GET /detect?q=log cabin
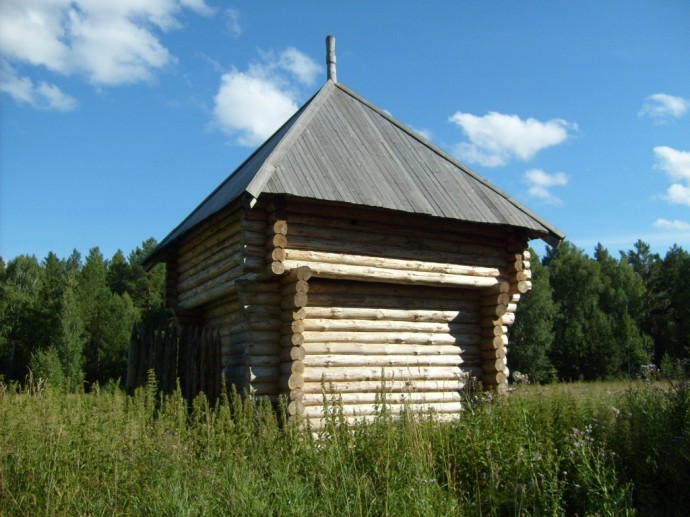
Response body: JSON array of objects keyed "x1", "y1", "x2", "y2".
[{"x1": 141, "y1": 36, "x2": 564, "y2": 427}]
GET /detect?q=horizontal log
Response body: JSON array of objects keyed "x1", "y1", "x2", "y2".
[
  {"x1": 302, "y1": 318, "x2": 479, "y2": 334},
  {"x1": 178, "y1": 265, "x2": 244, "y2": 302},
  {"x1": 480, "y1": 293, "x2": 511, "y2": 306},
  {"x1": 280, "y1": 292, "x2": 308, "y2": 309},
  {"x1": 281, "y1": 280, "x2": 309, "y2": 295},
  {"x1": 271, "y1": 220, "x2": 288, "y2": 236},
  {"x1": 301, "y1": 390, "x2": 461, "y2": 407},
  {"x1": 230, "y1": 330, "x2": 281, "y2": 344},
  {"x1": 224, "y1": 365, "x2": 279, "y2": 378},
  {"x1": 303, "y1": 342, "x2": 476, "y2": 357},
  {"x1": 288, "y1": 399, "x2": 304, "y2": 416},
  {"x1": 307, "y1": 280, "x2": 480, "y2": 301},
  {"x1": 267, "y1": 248, "x2": 287, "y2": 262},
  {"x1": 302, "y1": 365, "x2": 473, "y2": 383},
  {"x1": 283, "y1": 198, "x2": 508, "y2": 242},
  {"x1": 284, "y1": 249, "x2": 501, "y2": 278},
  {"x1": 480, "y1": 334, "x2": 509, "y2": 350},
  {"x1": 178, "y1": 240, "x2": 242, "y2": 280},
  {"x1": 481, "y1": 325, "x2": 508, "y2": 338},
  {"x1": 281, "y1": 266, "x2": 313, "y2": 283},
  {"x1": 224, "y1": 354, "x2": 280, "y2": 367},
  {"x1": 225, "y1": 342, "x2": 281, "y2": 356},
  {"x1": 280, "y1": 361, "x2": 305, "y2": 375},
  {"x1": 300, "y1": 331, "x2": 481, "y2": 346},
  {"x1": 482, "y1": 347, "x2": 506, "y2": 360},
  {"x1": 510, "y1": 280, "x2": 532, "y2": 294},
  {"x1": 302, "y1": 401, "x2": 463, "y2": 419},
  {"x1": 306, "y1": 293, "x2": 476, "y2": 312},
  {"x1": 480, "y1": 313, "x2": 515, "y2": 327},
  {"x1": 279, "y1": 373, "x2": 304, "y2": 391},
  {"x1": 482, "y1": 371, "x2": 508, "y2": 385},
  {"x1": 301, "y1": 378, "x2": 465, "y2": 394},
  {"x1": 286, "y1": 220, "x2": 506, "y2": 261},
  {"x1": 481, "y1": 304, "x2": 507, "y2": 317},
  {"x1": 238, "y1": 291, "x2": 282, "y2": 307},
  {"x1": 281, "y1": 334, "x2": 305, "y2": 347},
  {"x1": 482, "y1": 357, "x2": 506, "y2": 372},
  {"x1": 284, "y1": 307, "x2": 307, "y2": 321},
  {"x1": 280, "y1": 346, "x2": 306, "y2": 362},
  {"x1": 282, "y1": 260, "x2": 504, "y2": 288},
  {"x1": 302, "y1": 354, "x2": 463, "y2": 368},
  {"x1": 270, "y1": 261, "x2": 285, "y2": 275},
  {"x1": 302, "y1": 306, "x2": 479, "y2": 323}
]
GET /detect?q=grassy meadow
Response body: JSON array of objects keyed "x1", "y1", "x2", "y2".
[{"x1": 1, "y1": 378, "x2": 689, "y2": 516}]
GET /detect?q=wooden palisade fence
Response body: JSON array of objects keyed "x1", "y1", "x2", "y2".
[{"x1": 126, "y1": 320, "x2": 222, "y2": 403}]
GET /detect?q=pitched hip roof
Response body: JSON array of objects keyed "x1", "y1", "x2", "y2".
[{"x1": 145, "y1": 80, "x2": 564, "y2": 266}]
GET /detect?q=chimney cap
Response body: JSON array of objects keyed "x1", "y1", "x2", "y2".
[{"x1": 326, "y1": 35, "x2": 336, "y2": 83}]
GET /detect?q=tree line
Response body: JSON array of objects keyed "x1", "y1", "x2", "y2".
[
  {"x1": 0, "y1": 239, "x2": 164, "y2": 388},
  {"x1": 0, "y1": 238, "x2": 688, "y2": 388},
  {"x1": 510, "y1": 240, "x2": 690, "y2": 382}
]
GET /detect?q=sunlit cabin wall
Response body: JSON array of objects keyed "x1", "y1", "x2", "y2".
[{"x1": 263, "y1": 197, "x2": 531, "y2": 428}]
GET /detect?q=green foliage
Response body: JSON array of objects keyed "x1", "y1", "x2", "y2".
[
  {"x1": 8, "y1": 380, "x2": 686, "y2": 516},
  {"x1": 0, "y1": 240, "x2": 164, "y2": 387}
]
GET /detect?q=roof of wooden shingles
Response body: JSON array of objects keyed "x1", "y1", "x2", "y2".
[{"x1": 146, "y1": 80, "x2": 564, "y2": 266}]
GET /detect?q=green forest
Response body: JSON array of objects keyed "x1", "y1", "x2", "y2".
[{"x1": 1, "y1": 238, "x2": 688, "y2": 388}]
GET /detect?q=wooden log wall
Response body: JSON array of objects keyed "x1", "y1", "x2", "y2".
[
  {"x1": 262, "y1": 197, "x2": 532, "y2": 404},
  {"x1": 282, "y1": 278, "x2": 478, "y2": 427},
  {"x1": 173, "y1": 201, "x2": 268, "y2": 311}
]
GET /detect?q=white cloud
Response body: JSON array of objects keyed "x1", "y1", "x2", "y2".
[
  {"x1": 212, "y1": 48, "x2": 319, "y2": 146},
  {"x1": 640, "y1": 93, "x2": 690, "y2": 123},
  {"x1": 0, "y1": 61, "x2": 77, "y2": 111},
  {"x1": 654, "y1": 146, "x2": 690, "y2": 206},
  {"x1": 449, "y1": 111, "x2": 574, "y2": 167},
  {"x1": 654, "y1": 146, "x2": 690, "y2": 181},
  {"x1": 654, "y1": 218, "x2": 690, "y2": 231},
  {"x1": 0, "y1": 0, "x2": 213, "y2": 107},
  {"x1": 225, "y1": 8, "x2": 242, "y2": 37},
  {"x1": 278, "y1": 48, "x2": 320, "y2": 87},
  {"x1": 523, "y1": 168, "x2": 569, "y2": 205}
]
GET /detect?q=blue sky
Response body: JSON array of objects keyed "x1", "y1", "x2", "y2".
[{"x1": 1, "y1": 1, "x2": 689, "y2": 263}]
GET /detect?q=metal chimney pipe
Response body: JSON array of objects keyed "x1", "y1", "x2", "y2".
[{"x1": 326, "y1": 35, "x2": 336, "y2": 83}]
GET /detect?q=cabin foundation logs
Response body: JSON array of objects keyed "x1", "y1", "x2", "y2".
[{"x1": 169, "y1": 197, "x2": 533, "y2": 426}]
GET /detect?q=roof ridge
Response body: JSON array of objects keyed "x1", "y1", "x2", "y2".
[{"x1": 332, "y1": 82, "x2": 564, "y2": 242}]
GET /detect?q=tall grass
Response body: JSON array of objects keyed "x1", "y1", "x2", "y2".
[{"x1": 1, "y1": 378, "x2": 688, "y2": 516}]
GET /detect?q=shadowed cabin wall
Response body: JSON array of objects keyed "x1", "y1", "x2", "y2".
[{"x1": 163, "y1": 196, "x2": 532, "y2": 427}]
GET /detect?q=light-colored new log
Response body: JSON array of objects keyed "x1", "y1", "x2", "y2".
[
  {"x1": 302, "y1": 318, "x2": 479, "y2": 334},
  {"x1": 301, "y1": 378, "x2": 465, "y2": 394},
  {"x1": 302, "y1": 391, "x2": 461, "y2": 407},
  {"x1": 301, "y1": 331, "x2": 481, "y2": 346},
  {"x1": 302, "y1": 354, "x2": 463, "y2": 368},
  {"x1": 302, "y1": 306, "x2": 479, "y2": 323},
  {"x1": 284, "y1": 249, "x2": 501, "y2": 278},
  {"x1": 282, "y1": 260, "x2": 503, "y2": 288},
  {"x1": 303, "y1": 342, "x2": 475, "y2": 357},
  {"x1": 301, "y1": 365, "x2": 471, "y2": 383}
]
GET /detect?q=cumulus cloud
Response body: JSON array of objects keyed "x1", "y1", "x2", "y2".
[
  {"x1": 0, "y1": 61, "x2": 77, "y2": 111},
  {"x1": 523, "y1": 168, "x2": 569, "y2": 205},
  {"x1": 449, "y1": 111, "x2": 575, "y2": 167},
  {"x1": 654, "y1": 146, "x2": 690, "y2": 206},
  {"x1": 640, "y1": 93, "x2": 690, "y2": 124},
  {"x1": 0, "y1": 0, "x2": 213, "y2": 107},
  {"x1": 654, "y1": 218, "x2": 690, "y2": 231},
  {"x1": 212, "y1": 48, "x2": 319, "y2": 146}
]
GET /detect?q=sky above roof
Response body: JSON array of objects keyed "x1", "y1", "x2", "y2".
[{"x1": 1, "y1": 1, "x2": 689, "y2": 262}]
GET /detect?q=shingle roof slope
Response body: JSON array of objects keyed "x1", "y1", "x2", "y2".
[{"x1": 146, "y1": 80, "x2": 564, "y2": 265}]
